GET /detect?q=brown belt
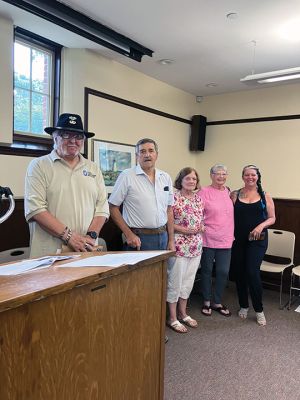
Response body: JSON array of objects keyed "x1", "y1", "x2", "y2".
[{"x1": 131, "y1": 225, "x2": 167, "y2": 235}]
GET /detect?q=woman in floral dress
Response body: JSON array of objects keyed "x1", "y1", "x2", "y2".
[{"x1": 167, "y1": 167, "x2": 204, "y2": 333}]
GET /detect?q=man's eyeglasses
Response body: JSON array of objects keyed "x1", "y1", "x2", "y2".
[{"x1": 59, "y1": 132, "x2": 85, "y2": 140}]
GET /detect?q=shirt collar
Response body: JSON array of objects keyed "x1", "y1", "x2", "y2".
[
  {"x1": 135, "y1": 164, "x2": 163, "y2": 176},
  {"x1": 50, "y1": 150, "x2": 85, "y2": 166}
]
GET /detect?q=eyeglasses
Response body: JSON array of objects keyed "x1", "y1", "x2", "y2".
[
  {"x1": 212, "y1": 172, "x2": 227, "y2": 177},
  {"x1": 59, "y1": 132, "x2": 85, "y2": 140}
]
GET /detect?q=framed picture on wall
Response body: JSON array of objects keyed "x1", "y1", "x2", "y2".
[{"x1": 92, "y1": 139, "x2": 136, "y2": 193}]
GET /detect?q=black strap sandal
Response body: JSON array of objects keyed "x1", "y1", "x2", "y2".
[
  {"x1": 201, "y1": 304, "x2": 212, "y2": 316},
  {"x1": 212, "y1": 305, "x2": 232, "y2": 317}
]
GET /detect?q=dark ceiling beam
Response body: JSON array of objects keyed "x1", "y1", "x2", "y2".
[{"x1": 3, "y1": 0, "x2": 153, "y2": 62}]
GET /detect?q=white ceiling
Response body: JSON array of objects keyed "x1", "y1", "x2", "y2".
[{"x1": 1, "y1": 0, "x2": 300, "y2": 96}]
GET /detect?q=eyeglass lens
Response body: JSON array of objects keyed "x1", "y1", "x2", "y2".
[{"x1": 60, "y1": 133, "x2": 84, "y2": 140}]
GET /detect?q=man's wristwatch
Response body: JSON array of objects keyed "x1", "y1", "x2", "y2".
[{"x1": 86, "y1": 231, "x2": 98, "y2": 240}]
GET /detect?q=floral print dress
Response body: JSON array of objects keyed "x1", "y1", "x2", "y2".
[{"x1": 173, "y1": 189, "x2": 204, "y2": 258}]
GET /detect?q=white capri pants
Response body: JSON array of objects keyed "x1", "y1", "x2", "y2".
[{"x1": 167, "y1": 255, "x2": 201, "y2": 303}]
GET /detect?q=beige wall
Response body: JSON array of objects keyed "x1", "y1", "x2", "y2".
[
  {"x1": 199, "y1": 83, "x2": 300, "y2": 120},
  {"x1": 88, "y1": 91, "x2": 192, "y2": 180},
  {"x1": 195, "y1": 85, "x2": 300, "y2": 199},
  {"x1": 61, "y1": 49, "x2": 199, "y2": 179},
  {"x1": 1, "y1": 17, "x2": 300, "y2": 200}
]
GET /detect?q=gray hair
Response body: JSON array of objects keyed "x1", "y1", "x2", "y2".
[
  {"x1": 135, "y1": 138, "x2": 158, "y2": 154},
  {"x1": 52, "y1": 130, "x2": 59, "y2": 150},
  {"x1": 210, "y1": 164, "x2": 228, "y2": 175}
]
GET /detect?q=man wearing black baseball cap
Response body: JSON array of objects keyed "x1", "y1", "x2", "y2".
[{"x1": 25, "y1": 113, "x2": 109, "y2": 257}]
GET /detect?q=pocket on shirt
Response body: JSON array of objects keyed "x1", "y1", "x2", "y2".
[{"x1": 159, "y1": 189, "x2": 170, "y2": 208}]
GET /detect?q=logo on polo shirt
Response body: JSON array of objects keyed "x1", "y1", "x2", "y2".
[{"x1": 83, "y1": 169, "x2": 96, "y2": 178}]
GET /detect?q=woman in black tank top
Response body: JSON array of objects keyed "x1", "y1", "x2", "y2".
[{"x1": 230, "y1": 165, "x2": 276, "y2": 326}]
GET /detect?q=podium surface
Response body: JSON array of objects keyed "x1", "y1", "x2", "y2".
[{"x1": 0, "y1": 251, "x2": 173, "y2": 400}]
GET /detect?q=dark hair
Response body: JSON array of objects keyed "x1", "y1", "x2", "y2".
[
  {"x1": 242, "y1": 164, "x2": 267, "y2": 213},
  {"x1": 135, "y1": 138, "x2": 158, "y2": 154},
  {"x1": 174, "y1": 167, "x2": 200, "y2": 190}
]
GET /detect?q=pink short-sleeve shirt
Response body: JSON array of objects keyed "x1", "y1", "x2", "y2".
[{"x1": 198, "y1": 186, "x2": 234, "y2": 249}]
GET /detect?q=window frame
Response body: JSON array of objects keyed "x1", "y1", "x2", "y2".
[
  {"x1": 14, "y1": 37, "x2": 54, "y2": 138},
  {"x1": 0, "y1": 27, "x2": 62, "y2": 157}
]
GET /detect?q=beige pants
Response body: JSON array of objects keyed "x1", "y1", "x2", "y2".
[{"x1": 167, "y1": 255, "x2": 201, "y2": 303}]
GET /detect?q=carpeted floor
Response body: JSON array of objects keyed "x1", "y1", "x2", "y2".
[{"x1": 164, "y1": 282, "x2": 300, "y2": 400}]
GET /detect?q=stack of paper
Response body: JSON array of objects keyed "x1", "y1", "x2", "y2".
[
  {"x1": 59, "y1": 251, "x2": 165, "y2": 268},
  {"x1": 0, "y1": 255, "x2": 80, "y2": 276}
]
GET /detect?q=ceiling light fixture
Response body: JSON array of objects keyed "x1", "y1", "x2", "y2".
[
  {"x1": 3, "y1": 0, "x2": 153, "y2": 62},
  {"x1": 241, "y1": 40, "x2": 300, "y2": 85},
  {"x1": 241, "y1": 67, "x2": 300, "y2": 85}
]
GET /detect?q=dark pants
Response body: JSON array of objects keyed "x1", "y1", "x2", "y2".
[
  {"x1": 123, "y1": 231, "x2": 168, "y2": 251},
  {"x1": 201, "y1": 248, "x2": 232, "y2": 304},
  {"x1": 231, "y1": 238, "x2": 267, "y2": 312}
]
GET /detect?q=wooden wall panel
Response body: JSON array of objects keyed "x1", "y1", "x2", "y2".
[
  {"x1": 1, "y1": 198, "x2": 299, "y2": 265},
  {"x1": 0, "y1": 199, "x2": 122, "y2": 253},
  {"x1": 0, "y1": 198, "x2": 29, "y2": 251},
  {"x1": 273, "y1": 198, "x2": 300, "y2": 266}
]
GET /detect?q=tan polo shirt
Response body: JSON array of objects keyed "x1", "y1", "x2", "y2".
[{"x1": 25, "y1": 150, "x2": 109, "y2": 257}]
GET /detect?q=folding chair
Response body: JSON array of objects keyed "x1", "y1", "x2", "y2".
[
  {"x1": 288, "y1": 265, "x2": 300, "y2": 309},
  {"x1": 0, "y1": 247, "x2": 30, "y2": 264},
  {"x1": 260, "y1": 229, "x2": 295, "y2": 308}
]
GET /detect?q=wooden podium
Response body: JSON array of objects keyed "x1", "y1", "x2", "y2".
[{"x1": 0, "y1": 251, "x2": 173, "y2": 400}]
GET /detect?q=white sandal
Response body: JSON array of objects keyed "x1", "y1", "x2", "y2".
[
  {"x1": 256, "y1": 312, "x2": 266, "y2": 326},
  {"x1": 179, "y1": 315, "x2": 198, "y2": 328},
  {"x1": 238, "y1": 308, "x2": 249, "y2": 319},
  {"x1": 167, "y1": 320, "x2": 188, "y2": 333}
]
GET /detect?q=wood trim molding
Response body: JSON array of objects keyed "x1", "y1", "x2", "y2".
[
  {"x1": 207, "y1": 114, "x2": 300, "y2": 126},
  {"x1": 84, "y1": 87, "x2": 192, "y2": 127}
]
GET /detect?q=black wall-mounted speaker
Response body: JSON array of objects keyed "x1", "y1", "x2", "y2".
[{"x1": 189, "y1": 115, "x2": 207, "y2": 151}]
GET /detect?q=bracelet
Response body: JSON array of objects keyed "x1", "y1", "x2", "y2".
[
  {"x1": 59, "y1": 226, "x2": 68, "y2": 239},
  {"x1": 64, "y1": 229, "x2": 73, "y2": 245}
]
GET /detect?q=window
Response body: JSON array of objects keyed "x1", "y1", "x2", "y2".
[
  {"x1": 0, "y1": 27, "x2": 62, "y2": 157},
  {"x1": 14, "y1": 39, "x2": 52, "y2": 136}
]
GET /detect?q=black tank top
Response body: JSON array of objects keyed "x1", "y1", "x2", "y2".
[{"x1": 234, "y1": 196, "x2": 266, "y2": 240}]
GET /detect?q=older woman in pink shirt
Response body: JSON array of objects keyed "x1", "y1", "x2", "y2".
[{"x1": 198, "y1": 164, "x2": 234, "y2": 317}]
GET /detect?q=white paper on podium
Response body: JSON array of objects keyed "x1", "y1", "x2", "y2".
[
  {"x1": 58, "y1": 251, "x2": 166, "y2": 268},
  {"x1": 0, "y1": 255, "x2": 80, "y2": 276}
]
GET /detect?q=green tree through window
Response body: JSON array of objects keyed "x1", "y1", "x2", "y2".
[
  {"x1": 14, "y1": 40, "x2": 52, "y2": 136},
  {"x1": 0, "y1": 28, "x2": 62, "y2": 157}
]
